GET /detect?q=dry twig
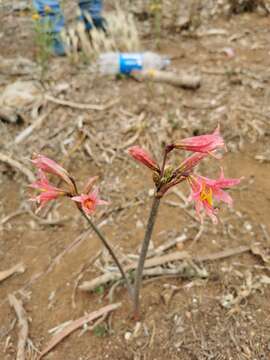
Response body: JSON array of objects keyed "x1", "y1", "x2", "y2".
[
  {"x1": 0, "y1": 153, "x2": 35, "y2": 182},
  {"x1": 45, "y1": 95, "x2": 120, "y2": 111},
  {"x1": 14, "y1": 108, "x2": 52, "y2": 144},
  {"x1": 79, "y1": 246, "x2": 250, "y2": 291},
  {"x1": 8, "y1": 294, "x2": 29, "y2": 360},
  {"x1": 0, "y1": 263, "x2": 25, "y2": 283},
  {"x1": 196, "y1": 245, "x2": 250, "y2": 262},
  {"x1": 132, "y1": 70, "x2": 201, "y2": 89},
  {"x1": 0, "y1": 210, "x2": 27, "y2": 226},
  {"x1": 147, "y1": 234, "x2": 188, "y2": 257},
  {"x1": 38, "y1": 303, "x2": 121, "y2": 359}
]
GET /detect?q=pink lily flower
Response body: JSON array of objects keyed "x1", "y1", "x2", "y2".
[
  {"x1": 172, "y1": 126, "x2": 225, "y2": 154},
  {"x1": 72, "y1": 188, "x2": 108, "y2": 215},
  {"x1": 128, "y1": 146, "x2": 160, "y2": 172},
  {"x1": 188, "y1": 169, "x2": 242, "y2": 223},
  {"x1": 157, "y1": 153, "x2": 209, "y2": 197},
  {"x1": 174, "y1": 152, "x2": 208, "y2": 176},
  {"x1": 32, "y1": 154, "x2": 75, "y2": 193},
  {"x1": 29, "y1": 170, "x2": 66, "y2": 212}
]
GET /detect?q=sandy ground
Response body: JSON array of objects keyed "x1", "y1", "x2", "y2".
[{"x1": 1, "y1": 2, "x2": 270, "y2": 359}]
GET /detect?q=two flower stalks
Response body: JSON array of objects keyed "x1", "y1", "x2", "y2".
[{"x1": 29, "y1": 127, "x2": 242, "y2": 319}]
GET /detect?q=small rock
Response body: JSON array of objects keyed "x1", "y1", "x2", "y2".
[
  {"x1": 136, "y1": 220, "x2": 143, "y2": 229},
  {"x1": 148, "y1": 188, "x2": 155, "y2": 197},
  {"x1": 222, "y1": 47, "x2": 235, "y2": 58},
  {"x1": 0, "y1": 80, "x2": 42, "y2": 109},
  {"x1": 12, "y1": 1, "x2": 30, "y2": 11},
  {"x1": 124, "y1": 331, "x2": 132, "y2": 341},
  {"x1": 220, "y1": 293, "x2": 234, "y2": 309},
  {"x1": 244, "y1": 221, "x2": 252, "y2": 231}
]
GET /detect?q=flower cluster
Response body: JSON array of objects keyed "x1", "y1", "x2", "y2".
[
  {"x1": 29, "y1": 154, "x2": 107, "y2": 215},
  {"x1": 128, "y1": 127, "x2": 242, "y2": 223},
  {"x1": 29, "y1": 169, "x2": 67, "y2": 211},
  {"x1": 29, "y1": 126, "x2": 241, "y2": 223}
]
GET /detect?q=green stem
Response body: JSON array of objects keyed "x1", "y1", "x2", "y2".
[
  {"x1": 133, "y1": 196, "x2": 160, "y2": 319},
  {"x1": 77, "y1": 206, "x2": 133, "y2": 300}
]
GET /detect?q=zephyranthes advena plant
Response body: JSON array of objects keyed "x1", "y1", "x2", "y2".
[
  {"x1": 29, "y1": 127, "x2": 242, "y2": 319},
  {"x1": 29, "y1": 154, "x2": 133, "y2": 298}
]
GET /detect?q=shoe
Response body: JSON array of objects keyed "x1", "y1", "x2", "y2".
[{"x1": 78, "y1": 0, "x2": 106, "y2": 31}]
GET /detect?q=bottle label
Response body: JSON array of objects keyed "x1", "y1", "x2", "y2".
[{"x1": 119, "y1": 53, "x2": 143, "y2": 74}]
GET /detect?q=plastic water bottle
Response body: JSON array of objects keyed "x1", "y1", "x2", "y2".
[{"x1": 98, "y1": 52, "x2": 170, "y2": 75}]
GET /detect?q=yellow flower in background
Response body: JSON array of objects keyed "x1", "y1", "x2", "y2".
[
  {"x1": 44, "y1": 5, "x2": 52, "y2": 13},
  {"x1": 32, "y1": 13, "x2": 40, "y2": 21},
  {"x1": 149, "y1": 1, "x2": 162, "y2": 13},
  {"x1": 147, "y1": 69, "x2": 157, "y2": 78}
]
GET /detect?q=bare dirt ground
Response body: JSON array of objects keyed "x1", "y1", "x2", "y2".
[{"x1": 1, "y1": 1, "x2": 270, "y2": 359}]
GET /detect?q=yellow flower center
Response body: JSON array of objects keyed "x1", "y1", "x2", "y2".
[
  {"x1": 84, "y1": 198, "x2": 94, "y2": 210},
  {"x1": 200, "y1": 182, "x2": 213, "y2": 206}
]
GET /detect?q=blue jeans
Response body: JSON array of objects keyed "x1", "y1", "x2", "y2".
[{"x1": 32, "y1": 0, "x2": 103, "y2": 33}]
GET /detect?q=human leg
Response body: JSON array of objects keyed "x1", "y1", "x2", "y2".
[{"x1": 78, "y1": 0, "x2": 105, "y2": 30}]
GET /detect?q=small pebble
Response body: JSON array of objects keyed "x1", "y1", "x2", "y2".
[
  {"x1": 124, "y1": 331, "x2": 132, "y2": 341},
  {"x1": 136, "y1": 220, "x2": 143, "y2": 229},
  {"x1": 148, "y1": 188, "x2": 155, "y2": 197}
]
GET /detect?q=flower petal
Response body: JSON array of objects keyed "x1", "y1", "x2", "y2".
[
  {"x1": 32, "y1": 154, "x2": 75, "y2": 193},
  {"x1": 187, "y1": 171, "x2": 241, "y2": 223},
  {"x1": 128, "y1": 146, "x2": 160, "y2": 172},
  {"x1": 173, "y1": 126, "x2": 225, "y2": 154},
  {"x1": 71, "y1": 189, "x2": 107, "y2": 215},
  {"x1": 174, "y1": 153, "x2": 207, "y2": 176}
]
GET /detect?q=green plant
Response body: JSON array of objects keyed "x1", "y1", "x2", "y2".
[
  {"x1": 94, "y1": 285, "x2": 105, "y2": 296},
  {"x1": 93, "y1": 324, "x2": 107, "y2": 337},
  {"x1": 32, "y1": 12, "x2": 54, "y2": 78}
]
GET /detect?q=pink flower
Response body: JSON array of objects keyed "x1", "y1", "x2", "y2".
[
  {"x1": 128, "y1": 146, "x2": 160, "y2": 172},
  {"x1": 72, "y1": 188, "x2": 108, "y2": 215},
  {"x1": 32, "y1": 154, "x2": 75, "y2": 192},
  {"x1": 174, "y1": 152, "x2": 208, "y2": 176},
  {"x1": 173, "y1": 127, "x2": 225, "y2": 154},
  {"x1": 188, "y1": 169, "x2": 242, "y2": 223},
  {"x1": 222, "y1": 47, "x2": 235, "y2": 58},
  {"x1": 29, "y1": 170, "x2": 66, "y2": 212}
]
